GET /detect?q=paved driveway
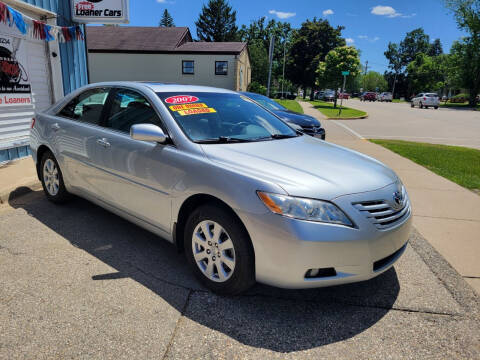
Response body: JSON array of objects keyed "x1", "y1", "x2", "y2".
[
  {"x1": 335, "y1": 99, "x2": 480, "y2": 149},
  {"x1": 1, "y1": 191, "x2": 479, "y2": 359}
]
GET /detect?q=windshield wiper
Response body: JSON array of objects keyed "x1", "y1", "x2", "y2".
[
  {"x1": 254, "y1": 134, "x2": 298, "y2": 141},
  {"x1": 196, "y1": 136, "x2": 252, "y2": 144}
]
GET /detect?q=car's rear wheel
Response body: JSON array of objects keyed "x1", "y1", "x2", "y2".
[
  {"x1": 434, "y1": 106, "x2": 438, "y2": 109},
  {"x1": 411, "y1": 102, "x2": 414, "y2": 108},
  {"x1": 420, "y1": 102, "x2": 423, "y2": 109},
  {"x1": 40, "y1": 151, "x2": 71, "y2": 203},
  {"x1": 184, "y1": 204, "x2": 255, "y2": 295}
]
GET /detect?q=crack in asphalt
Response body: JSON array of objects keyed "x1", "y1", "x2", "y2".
[
  {"x1": 0, "y1": 244, "x2": 24, "y2": 256},
  {"x1": 162, "y1": 289, "x2": 192, "y2": 360}
]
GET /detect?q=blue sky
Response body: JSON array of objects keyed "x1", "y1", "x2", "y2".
[{"x1": 128, "y1": 0, "x2": 466, "y2": 73}]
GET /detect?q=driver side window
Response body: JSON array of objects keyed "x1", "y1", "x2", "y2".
[{"x1": 105, "y1": 89, "x2": 163, "y2": 133}]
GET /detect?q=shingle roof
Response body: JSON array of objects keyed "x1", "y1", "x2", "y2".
[
  {"x1": 86, "y1": 26, "x2": 191, "y2": 52},
  {"x1": 86, "y1": 26, "x2": 247, "y2": 54}
]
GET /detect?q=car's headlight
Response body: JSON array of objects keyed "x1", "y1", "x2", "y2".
[{"x1": 257, "y1": 191, "x2": 353, "y2": 226}]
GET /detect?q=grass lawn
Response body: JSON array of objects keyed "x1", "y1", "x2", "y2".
[
  {"x1": 308, "y1": 100, "x2": 367, "y2": 119},
  {"x1": 392, "y1": 99, "x2": 408, "y2": 103},
  {"x1": 274, "y1": 99, "x2": 304, "y2": 114},
  {"x1": 370, "y1": 139, "x2": 480, "y2": 192},
  {"x1": 439, "y1": 102, "x2": 479, "y2": 110}
]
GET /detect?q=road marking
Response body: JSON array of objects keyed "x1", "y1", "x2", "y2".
[{"x1": 330, "y1": 120, "x2": 365, "y2": 139}]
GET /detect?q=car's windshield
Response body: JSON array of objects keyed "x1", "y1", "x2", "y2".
[
  {"x1": 426, "y1": 93, "x2": 438, "y2": 97},
  {"x1": 158, "y1": 92, "x2": 297, "y2": 143},
  {"x1": 242, "y1": 92, "x2": 287, "y2": 112}
]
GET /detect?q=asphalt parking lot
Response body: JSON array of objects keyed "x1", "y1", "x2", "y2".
[
  {"x1": 1, "y1": 190, "x2": 479, "y2": 359},
  {"x1": 336, "y1": 100, "x2": 480, "y2": 148}
]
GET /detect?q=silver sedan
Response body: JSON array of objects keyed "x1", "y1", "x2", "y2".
[{"x1": 30, "y1": 82, "x2": 411, "y2": 294}]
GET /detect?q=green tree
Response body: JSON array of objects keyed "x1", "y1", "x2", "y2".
[
  {"x1": 159, "y1": 9, "x2": 175, "y2": 27},
  {"x1": 428, "y1": 38, "x2": 443, "y2": 56},
  {"x1": 246, "y1": 39, "x2": 268, "y2": 85},
  {"x1": 286, "y1": 18, "x2": 345, "y2": 99},
  {"x1": 360, "y1": 71, "x2": 388, "y2": 92},
  {"x1": 238, "y1": 17, "x2": 292, "y2": 87},
  {"x1": 316, "y1": 46, "x2": 361, "y2": 107},
  {"x1": 399, "y1": 28, "x2": 431, "y2": 65},
  {"x1": 195, "y1": 0, "x2": 238, "y2": 42},
  {"x1": 406, "y1": 54, "x2": 447, "y2": 94},
  {"x1": 444, "y1": 0, "x2": 480, "y2": 105}
]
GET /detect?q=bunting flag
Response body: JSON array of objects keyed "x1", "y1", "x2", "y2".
[{"x1": 0, "y1": 1, "x2": 84, "y2": 43}]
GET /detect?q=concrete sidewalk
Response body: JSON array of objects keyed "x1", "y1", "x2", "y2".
[
  {"x1": 300, "y1": 101, "x2": 480, "y2": 294},
  {"x1": 0, "y1": 157, "x2": 40, "y2": 204}
]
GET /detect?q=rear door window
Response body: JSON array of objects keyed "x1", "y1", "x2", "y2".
[{"x1": 58, "y1": 88, "x2": 110, "y2": 125}]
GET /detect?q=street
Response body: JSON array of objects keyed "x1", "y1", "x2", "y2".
[
  {"x1": 1, "y1": 189, "x2": 479, "y2": 359},
  {"x1": 335, "y1": 99, "x2": 480, "y2": 148}
]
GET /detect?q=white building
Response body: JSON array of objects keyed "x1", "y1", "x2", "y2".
[{"x1": 87, "y1": 26, "x2": 251, "y2": 91}]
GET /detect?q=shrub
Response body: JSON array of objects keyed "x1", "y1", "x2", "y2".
[{"x1": 247, "y1": 81, "x2": 267, "y2": 95}]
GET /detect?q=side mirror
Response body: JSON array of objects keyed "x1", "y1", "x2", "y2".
[{"x1": 130, "y1": 124, "x2": 168, "y2": 144}]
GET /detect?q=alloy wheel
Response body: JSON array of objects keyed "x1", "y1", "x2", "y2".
[
  {"x1": 192, "y1": 220, "x2": 236, "y2": 282},
  {"x1": 43, "y1": 159, "x2": 60, "y2": 196}
]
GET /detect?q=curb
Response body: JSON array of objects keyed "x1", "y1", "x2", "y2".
[
  {"x1": 0, "y1": 180, "x2": 42, "y2": 204},
  {"x1": 326, "y1": 113, "x2": 369, "y2": 120}
]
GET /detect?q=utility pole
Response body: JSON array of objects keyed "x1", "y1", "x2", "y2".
[
  {"x1": 266, "y1": 36, "x2": 275, "y2": 98},
  {"x1": 281, "y1": 39, "x2": 286, "y2": 99},
  {"x1": 391, "y1": 72, "x2": 398, "y2": 100},
  {"x1": 362, "y1": 60, "x2": 368, "y2": 91}
]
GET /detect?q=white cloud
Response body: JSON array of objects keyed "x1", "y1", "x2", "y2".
[
  {"x1": 268, "y1": 10, "x2": 296, "y2": 19},
  {"x1": 156, "y1": 0, "x2": 167, "y2": 3},
  {"x1": 323, "y1": 9, "x2": 334, "y2": 16},
  {"x1": 357, "y1": 35, "x2": 380, "y2": 42},
  {"x1": 371, "y1": 5, "x2": 415, "y2": 18},
  {"x1": 345, "y1": 38, "x2": 355, "y2": 44}
]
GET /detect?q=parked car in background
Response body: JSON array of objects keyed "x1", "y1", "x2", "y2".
[
  {"x1": 31, "y1": 81, "x2": 410, "y2": 295},
  {"x1": 338, "y1": 93, "x2": 350, "y2": 99},
  {"x1": 315, "y1": 91, "x2": 325, "y2": 100},
  {"x1": 411, "y1": 93, "x2": 439, "y2": 109},
  {"x1": 377, "y1": 92, "x2": 393, "y2": 102},
  {"x1": 241, "y1": 92, "x2": 325, "y2": 139},
  {"x1": 360, "y1": 92, "x2": 377, "y2": 102},
  {"x1": 323, "y1": 91, "x2": 336, "y2": 102}
]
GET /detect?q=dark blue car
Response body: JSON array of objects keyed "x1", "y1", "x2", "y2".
[{"x1": 240, "y1": 92, "x2": 326, "y2": 139}]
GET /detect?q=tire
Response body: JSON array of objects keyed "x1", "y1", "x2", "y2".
[
  {"x1": 411, "y1": 102, "x2": 414, "y2": 108},
  {"x1": 420, "y1": 102, "x2": 423, "y2": 109},
  {"x1": 40, "y1": 151, "x2": 71, "y2": 203},
  {"x1": 434, "y1": 106, "x2": 438, "y2": 109},
  {"x1": 184, "y1": 204, "x2": 255, "y2": 295}
]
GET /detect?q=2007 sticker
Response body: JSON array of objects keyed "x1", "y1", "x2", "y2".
[
  {"x1": 164, "y1": 95, "x2": 199, "y2": 104},
  {"x1": 177, "y1": 107, "x2": 217, "y2": 116}
]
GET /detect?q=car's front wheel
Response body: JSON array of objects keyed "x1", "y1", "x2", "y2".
[
  {"x1": 184, "y1": 204, "x2": 255, "y2": 295},
  {"x1": 40, "y1": 151, "x2": 71, "y2": 203}
]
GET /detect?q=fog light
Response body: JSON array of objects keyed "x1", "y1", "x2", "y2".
[{"x1": 305, "y1": 267, "x2": 337, "y2": 279}]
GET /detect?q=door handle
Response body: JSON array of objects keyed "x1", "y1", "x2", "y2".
[
  {"x1": 51, "y1": 123, "x2": 60, "y2": 131},
  {"x1": 96, "y1": 138, "x2": 111, "y2": 148}
]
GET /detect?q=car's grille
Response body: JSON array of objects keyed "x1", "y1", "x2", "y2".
[
  {"x1": 353, "y1": 197, "x2": 411, "y2": 230},
  {"x1": 301, "y1": 125, "x2": 322, "y2": 134}
]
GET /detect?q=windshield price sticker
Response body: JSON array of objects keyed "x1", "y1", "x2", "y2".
[
  {"x1": 164, "y1": 95, "x2": 199, "y2": 104},
  {"x1": 169, "y1": 103, "x2": 207, "y2": 111},
  {"x1": 177, "y1": 107, "x2": 217, "y2": 116}
]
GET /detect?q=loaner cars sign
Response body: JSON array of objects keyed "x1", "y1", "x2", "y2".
[
  {"x1": 72, "y1": 0, "x2": 130, "y2": 24},
  {"x1": 0, "y1": 36, "x2": 32, "y2": 107}
]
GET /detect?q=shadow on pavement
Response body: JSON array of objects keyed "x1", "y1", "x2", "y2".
[{"x1": 10, "y1": 192, "x2": 400, "y2": 352}]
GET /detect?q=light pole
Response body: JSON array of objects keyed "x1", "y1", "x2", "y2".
[
  {"x1": 266, "y1": 36, "x2": 275, "y2": 98},
  {"x1": 281, "y1": 39, "x2": 286, "y2": 99}
]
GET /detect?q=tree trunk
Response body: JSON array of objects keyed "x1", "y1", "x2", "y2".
[
  {"x1": 469, "y1": 91, "x2": 478, "y2": 107},
  {"x1": 303, "y1": 86, "x2": 307, "y2": 99},
  {"x1": 309, "y1": 87, "x2": 315, "y2": 101},
  {"x1": 333, "y1": 89, "x2": 338, "y2": 108}
]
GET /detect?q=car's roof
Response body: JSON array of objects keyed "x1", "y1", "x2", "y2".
[{"x1": 88, "y1": 81, "x2": 237, "y2": 94}]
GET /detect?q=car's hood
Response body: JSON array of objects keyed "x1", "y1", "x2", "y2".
[
  {"x1": 273, "y1": 110, "x2": 321, "y2": 127},
  {"x1": 201, "y1": 135, "x2": 398, "y2": 200}
]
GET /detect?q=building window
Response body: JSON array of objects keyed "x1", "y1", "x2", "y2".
[
  {"x1": 182, "y1": 60, "x2": 194, "y2": 74},
  {"x1": 215, "y1": 61, "x2": 228, "y2": 75}
]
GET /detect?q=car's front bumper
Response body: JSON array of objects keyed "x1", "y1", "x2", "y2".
[{"x1": 238, "y1": 183, "x2": 411, "y2": 289}]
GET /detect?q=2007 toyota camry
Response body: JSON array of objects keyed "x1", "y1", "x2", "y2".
[{"x1": 30, "y1": 82, "x2": 411, "y2": 294}]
